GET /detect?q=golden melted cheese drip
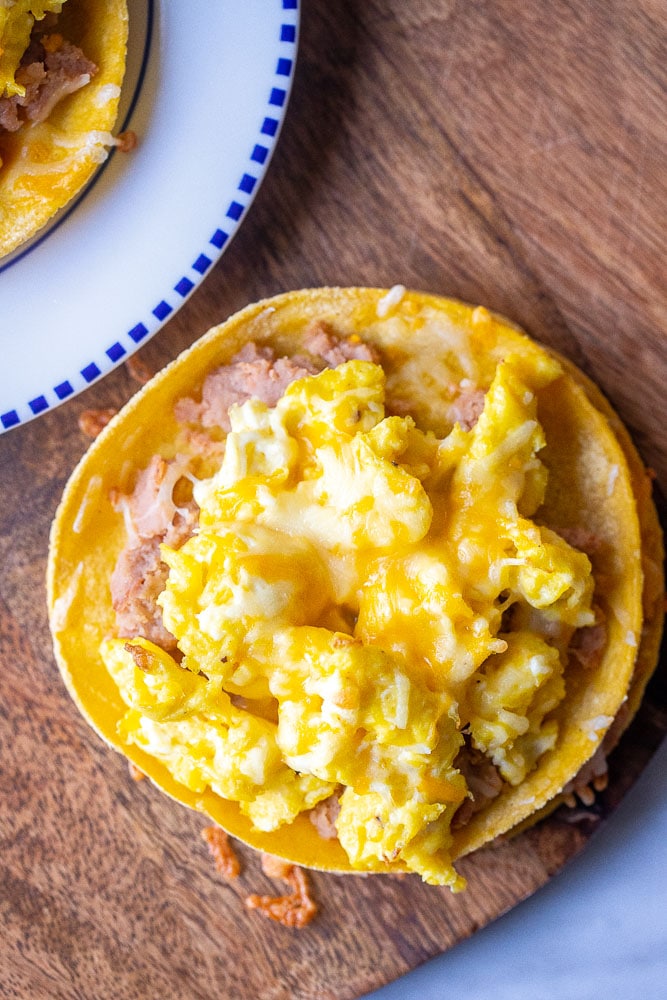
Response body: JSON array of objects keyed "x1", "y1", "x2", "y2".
[{"x1": 102, "y1": 355, "x2": 596, "y2": 888}]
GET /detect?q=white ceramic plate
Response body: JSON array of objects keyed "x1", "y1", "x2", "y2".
[{"x1": 0, "y1": 0, "x2": 299, "y2": 433}]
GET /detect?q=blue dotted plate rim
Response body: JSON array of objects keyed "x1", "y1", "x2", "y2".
[{"x1": 0, "y1": 0, "x2": 300, "y2": 432}]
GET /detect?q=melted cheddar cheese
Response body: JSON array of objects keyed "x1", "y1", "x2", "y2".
[{"x1": 102, "y1": 354, "x2": 596, "y2": 888}]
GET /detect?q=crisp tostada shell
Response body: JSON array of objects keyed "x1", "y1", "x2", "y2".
[{"x1": 47, "y1": 288, "x2": 664, "y2": 876}]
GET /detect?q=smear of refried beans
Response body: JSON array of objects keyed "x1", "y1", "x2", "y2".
[{"x1": 0, "y1": 17, "x2": 97, "y2": 133}]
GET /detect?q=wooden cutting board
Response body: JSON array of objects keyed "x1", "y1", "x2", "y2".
[{"x1": 1, "y1": 2, "x2": 665, "y2": 997}]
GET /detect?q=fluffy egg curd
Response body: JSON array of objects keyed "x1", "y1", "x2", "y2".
[{"x1": 48, "y1": 288, "x2": 664, "y2": 893}]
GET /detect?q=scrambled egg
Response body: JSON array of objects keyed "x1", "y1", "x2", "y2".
[
  {"x1": 0, "y1": 2, "x2": 65, "y2": 98},
  {"x1": 102, "y1": 352, "x2": 596, "y2": 889}
]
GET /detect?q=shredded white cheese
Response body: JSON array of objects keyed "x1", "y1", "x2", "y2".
[
  {"x1": 607, "y1": 463, "x2": 620, "y2": 496},
  {"x1": 582, "y1": 715, "x2": 614, "y2": 741},
  {"x1": 376, "y1": 284, "x2": 406, "y2": 317},
  {"x1": 392, "y1": 670, "x2": 410, "y2": 730},
  {"x1": 50, "y1": 562, "x2": 83, "y2": 633},
  {"x1": 471, "y1": 306, "x2": 491, "y2": 326},
  {"x1": 72, "y1": 475, "x2": 103, "y2": 534},
  {"x1": 94, "y1": 83, "x2": 121, "y2": 107}
]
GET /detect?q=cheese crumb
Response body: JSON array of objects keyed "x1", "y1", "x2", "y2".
[
  {"x1": 582, "y1": 715, "x2": 614, "y2": 741},
  {"x1": 377, "y1": 285, "x2": 406, "y2": 317}
]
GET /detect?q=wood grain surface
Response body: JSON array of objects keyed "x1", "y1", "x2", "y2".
[{"x1": 1, "y1": 2, "x2": 666, "y2": 998}]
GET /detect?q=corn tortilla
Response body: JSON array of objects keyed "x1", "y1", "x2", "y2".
[{"x1": 47, "y1": 288, "x2": 664, "y2": 875}]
